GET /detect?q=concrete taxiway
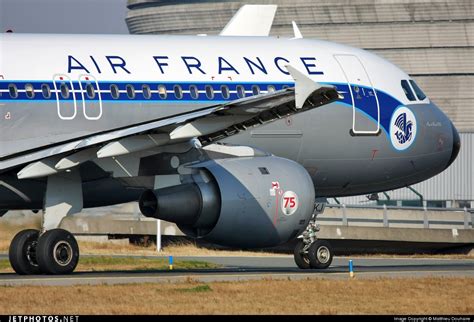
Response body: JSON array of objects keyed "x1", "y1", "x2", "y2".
[{"x1": 0, "y1": 255, "x2": 472, "y2": 286}]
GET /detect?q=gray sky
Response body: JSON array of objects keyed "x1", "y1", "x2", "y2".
[{"x1": 0, "y1": 0, "x2": 129, "y2": 34}]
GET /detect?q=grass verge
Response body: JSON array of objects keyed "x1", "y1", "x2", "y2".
[
  {"x1": 0, "y1": 256, "x2": 220, "y2": 273},
  {"x1": 78, "y1": 239, "x2": 280, "y2": 257},
  {"x1": 0, "y1": 277, "x2": 472, "y2": 314}
]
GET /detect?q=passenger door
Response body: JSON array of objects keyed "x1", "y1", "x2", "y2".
[{"x1": 334, "y1": 54, "x2": 380, "y2": 135}]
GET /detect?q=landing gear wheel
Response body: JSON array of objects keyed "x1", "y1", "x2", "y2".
[
  {"x1": 9, "y1": 229, "x2": 41, "y2": 275},
  {"x1": 308, "y1": 240, "x2": 333, "y2": 269},
  {"x1": 293, "y1": 240, "x2": 311, "y2": 269},
  {"x1": 36, "y1": 229, "x2": 79, "y2": 275}
]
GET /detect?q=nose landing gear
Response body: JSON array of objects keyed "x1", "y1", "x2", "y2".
[
  {"x1": 308, "y1": 239, "x2": 333, "y2": 269},
  {"x1": 293, "y1": 204, "x2": 334, "y2": 270},
  {"x1": 9, "y1": 228, "x2": 79, "y2": 275}
]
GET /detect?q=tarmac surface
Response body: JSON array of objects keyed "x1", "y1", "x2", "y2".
[{"x1": 0, "y1": 254, "x2": 473, "y2": 286}]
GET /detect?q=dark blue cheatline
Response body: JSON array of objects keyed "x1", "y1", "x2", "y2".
[{"x1": 0, "y1": 80, "x2": 406, "y2": 134}]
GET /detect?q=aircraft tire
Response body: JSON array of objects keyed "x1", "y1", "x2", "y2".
[
  {"x1": 36, "y1": 229, "x2": 79, "y2": 275},
  {"x1": 293, "y1": 240, "x2": 311, "y2": 269},
  {"x1": 308, "y1": 240, "x2": 333, "y2": 269},
  {"x1": 9, "y1": 229, "x2": 41, "y2": 275}
]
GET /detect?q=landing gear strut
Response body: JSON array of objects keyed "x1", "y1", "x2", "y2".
[
  {"x1": 9, "y1": 228, "x2": 79, "y2": 275},
  {"x1": 293, "y1": 204, "x2": 333, "y2": 269}
]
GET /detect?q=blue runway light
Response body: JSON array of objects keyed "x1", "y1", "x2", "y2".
[{"x1": 349, "y1": 259, "x2": 354, "y2": 278}]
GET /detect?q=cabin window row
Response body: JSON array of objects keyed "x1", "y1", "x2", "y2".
[{"x1": 6, "y1": 83, "x2": 285, "y2": 100}]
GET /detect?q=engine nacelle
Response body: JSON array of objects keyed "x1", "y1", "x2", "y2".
[{"x1": 139, "y1": 155, "x2": 315, "y2": 248}]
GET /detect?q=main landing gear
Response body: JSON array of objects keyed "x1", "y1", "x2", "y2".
[
  {"x1": 9, "y1": 170, "x2": 83, "y2": 275},
  {"x1": 9, "y1": 228, "x2": 79, "y2": 275},
  {"x1": 293, "y1": 206, "x2": 334, "y2": 270}
]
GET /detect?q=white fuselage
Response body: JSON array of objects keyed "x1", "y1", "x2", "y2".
[{"x1": 0, "y1": 34, "x2": 457, "y2": 201}]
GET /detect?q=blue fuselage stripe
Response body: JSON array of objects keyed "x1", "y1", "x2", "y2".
[{"x1": 0, "y1": 80, "x2": 403, "y2": 133}]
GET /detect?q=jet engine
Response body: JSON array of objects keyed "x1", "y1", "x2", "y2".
[{"x1": 139, "y1": 155, "x2": 315, "y2": 248}]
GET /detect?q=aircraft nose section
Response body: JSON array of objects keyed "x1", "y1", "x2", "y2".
[{"x1": 446, "y1": 121, "x2": 461, "y2": 169}]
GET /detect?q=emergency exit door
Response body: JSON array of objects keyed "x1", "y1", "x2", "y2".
[
  {"x1": 53, "y1": 74, "x2": 77, "y2": 120},
  {"x1": 78, "y1": 74, "x2": 103, "y2": 120}
]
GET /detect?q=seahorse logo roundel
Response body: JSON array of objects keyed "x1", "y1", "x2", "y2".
[{"x1": 390, "y1": 106, "x2": 417, "y2": 151}]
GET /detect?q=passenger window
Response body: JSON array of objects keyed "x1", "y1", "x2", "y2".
[
  {"x1": 267, "y1": 85, "x2": 276, "y2": 93},
  {"x1": 282, "y1": 85, "x2": 289, "y2": 89},
  {"x1": 126, "y1": 84, "x2": 135, "y2": 99},
  {"x1": 25, "y1": 84, "x2": 35, "y2": 99},
  {"x1": 236, "y1": 85, "x2": 245, "y2": 98},
  {"x1": 142, "y1": 84, "x2": 151, "y2": 99},
  {"x1": 174, "y1": 85, "x2": 183, "y2": 99},
  {"x1": 251, "y1": 85, "x2": 260, "y2": 96},
  {"x1": 110, "y1": 84, "x2": 119, "y2": 99},
  {"x1": 60, "y1": 83, "x2": 70, "y2": 99},
  {"x1": 205, "y1": 85, "x2": 214, "y2": 99},
  {"x1": 401, "y1": 80, "x2": 416, "y2": 101},
  {"x1": 158, "y1": 85, "x2": 167, "y2": 99},
  {"x1": 8, "y1": 84, "x2": 18, "y2": 98},
  {"x1": 189, "y1": 85, "x2": 198, "y2": 99},
  {"x1": 42, "y1": 84, "x2": 51, "y2": 99},
  {"x1": 409, "y1": 80, "x2": 426, "y2": 100},
  {"x1": 85, "y1": 83, "x2": 95, "y2": 99},
  {"x1": 221, "y1": 85, "x2": 230, "y2": 99}
]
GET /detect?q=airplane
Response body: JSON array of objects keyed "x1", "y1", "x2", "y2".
[{"x1": 0, "y1": 5, "x2": 460, "y2": 275}]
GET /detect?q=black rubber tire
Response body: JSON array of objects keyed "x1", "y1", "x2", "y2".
[
  {"x1": 36, "y1": 229, "x2": 79, "y2": 275},
  {"x1": 308, "y1": 240, "x2": 333, "y2": 269},
  {"x1": 9, "y1": 229, "x2": 41, "y2": 275},
  {"x1": 293, "y1": 240, "x2": 311, "y2": 269}
]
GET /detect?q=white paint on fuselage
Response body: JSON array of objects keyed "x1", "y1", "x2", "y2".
[{"x1": 0, "y1": 33, "x2": 416, "y2": 105}]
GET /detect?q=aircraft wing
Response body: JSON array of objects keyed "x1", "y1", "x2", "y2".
[{"x1": 3, "y1": 66, "x2": 341, "y2": 178}]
